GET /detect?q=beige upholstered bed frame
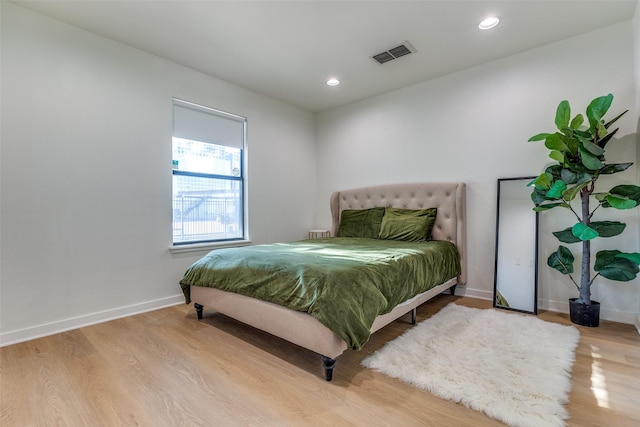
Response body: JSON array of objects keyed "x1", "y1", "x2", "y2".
[{"x1": 190, "y1": 182, "x2": 466, "y2": 380}]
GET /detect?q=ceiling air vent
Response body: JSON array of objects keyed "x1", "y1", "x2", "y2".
[{"x1": 372, "y1": 42, "x2": 415, "y2": 65}]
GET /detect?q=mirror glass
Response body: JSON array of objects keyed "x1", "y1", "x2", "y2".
[{"x1": 493, "y1": 177, "x2": 538, "y2": 314}]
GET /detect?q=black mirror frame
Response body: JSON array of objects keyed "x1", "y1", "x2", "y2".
[{"x1": 493, "y1": 177, "x2": 539, "y2": 315}]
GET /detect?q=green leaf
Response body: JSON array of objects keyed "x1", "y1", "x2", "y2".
[
  {"x1": 595, "y1": 250, "x2": 619, "y2": 269},
  {"x1": 564, "y1": 134, "x2": 579, "y2": 154},
  {"x1": 601, "y1": 185, "x2": 640, "y2": 208},
  {"x1": 594, "y1": 192, "x2": 609, "y2": 202},
  {"x1": 533, "y1": 173, "x2": 553, "y2": 190},
  {"x1": 589, "y1": 221, "x2": 626, "y2": 238},
  {"x1": 528, "y1": 133, "x2": 550, "y2": 142},
  {"x1": 562, "y1": 182, "x2": 589, "y2": 201},
  {"x1": 559, "y1": 168, "x2": 591, "y2": 185},
  {"x1": 531, "y1": 184, "x2": 571, "y2": 207},
  {"x1": 595, "y1": 250, "x2": 640, "y2": 282},
  {"x1": 548, "y1": 246, "x2": 574, "y2": 274},
  {"x1": 580, "y1": 139, "x2": 605, "y2": 156},
  {"x1": 555, "y1": 100, "x2": 571, "y2": 129},
  {"x1": 599, "y1": 163, "x2": 632, "y2": 175},
  {"x1": 545, "y1": 133, "x2": 568, "y2": 151},
  {"x1": 559, "y1": 168, "x2": 578, "y2": 184},
  {"x1": 579, "y1": 145, "x2": 604, "y2": 170},
  {"x1": 586, "y1": 94, "x2": 613, "y2": 130},
  {"x1": 569, "y1": 114, "x2": 584, "y2": 129},
  {"x1": 610, "y1": 185, "x2": 640, "y2": 204},
  {"x1": 596, "y1": 122, "x2": 608, "y2": 139},
  {"x1": 534, "y1": 202, "x2": 569, "y2": 212},
  {"x1": 531, "y1": 187, "x2": 551, "y2": 205},
  {"x1": 589, "y1": 94, "x2": 614, "y2": 115},
  {"x1": 605, "y1": 195, "x2": 637, "y2": 209},
  {"x1": 549, "y1": 150, "x2": 565, "y2": 163},
  {"x1": 572, "y1": 128, "x2": 592, "y2": 140},
  {"x1": 544, "y1": 165, "x2": 563, "y2": 180},
  {"x1": 552, "y1": 227, "x2": 581, "y2": 243},
  {"x1": 572, "y1": 223, "x2": 599, "y2": 240},
  {"x1": 546, "y1": 180, "x2": 567, "y2": 199},
  {"x1": 615, "y1": 252, "x2": 640, "y2": 265}
]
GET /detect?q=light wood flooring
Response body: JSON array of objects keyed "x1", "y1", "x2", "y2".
[{"x1": 1, "y1": 295, "x2": 639, "y2": 426}]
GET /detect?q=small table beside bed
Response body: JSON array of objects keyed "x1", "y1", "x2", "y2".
[{"x1": 179, "y1": 182, "x2": 467, "y2": 381}]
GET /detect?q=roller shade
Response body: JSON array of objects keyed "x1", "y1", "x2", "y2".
[{"x1": 172, "y1": 99, "x2": 245, "y2": 149}]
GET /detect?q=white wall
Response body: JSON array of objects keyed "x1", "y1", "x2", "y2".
[
  {"x1": 0, "y1": 3, "x2": 317, "y2": 345},
  {"x1": 316, "y1": 21, "x2": 638, "y2": 323}
]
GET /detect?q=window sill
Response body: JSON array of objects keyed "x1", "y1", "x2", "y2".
[{"x1": 169, "y1": 239, "x2": 252, "y2": 254}]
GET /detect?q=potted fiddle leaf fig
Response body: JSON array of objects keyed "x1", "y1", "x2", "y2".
[{"x1": 528, "y1": 94, "x2": 640, "y2": 327}]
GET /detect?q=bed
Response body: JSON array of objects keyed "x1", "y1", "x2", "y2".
[{"x1": 180, "y1": 182, "x2": 467, "y2": 380}]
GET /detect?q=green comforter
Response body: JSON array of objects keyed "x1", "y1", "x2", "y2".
[{"x1": 179, "y1": 237, "x2": 460, "y2": 350}]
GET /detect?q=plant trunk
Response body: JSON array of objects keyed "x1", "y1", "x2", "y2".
[{"x1": 579, "y1": 188, "x2": 592, "y2": 305}]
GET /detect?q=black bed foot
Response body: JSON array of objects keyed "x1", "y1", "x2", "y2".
[
  {"x1": 449, "y1": 284, "x2": 457, "y2": 296},
  {"x1": 321, "y1": 356, "x2": 336, "y2": 381},
  {"x1": 194, "y1": 303, "x2": 204, "y2": 320},
  {"x1": 410, "y1": 308, "x2": 417, "y2": 325}
]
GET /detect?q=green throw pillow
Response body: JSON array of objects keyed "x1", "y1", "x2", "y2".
[
  {"x1": 378, "y1": 207, "x2": 438, "y2": 242},
  {"x1": 337, "y1": 207, "x2": 386, "y2": 239}
]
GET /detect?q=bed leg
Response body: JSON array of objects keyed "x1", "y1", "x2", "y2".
[
  {"x1": 194, "y1": 303, "x2": 204, "y2": 320},
  {"x1": 449, "y1": 284, "x2": 457, "y2": 296},
  {"x1": 321, "y1": 356, "x2": 336, "y2": 381},
  {"x1": 410, "y1": 308, "x2": 417, "y2": 325}
]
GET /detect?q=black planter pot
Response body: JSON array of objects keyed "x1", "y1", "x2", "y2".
[{"x1": 569, "y1": 298, "x2": 600, "y2": 327}]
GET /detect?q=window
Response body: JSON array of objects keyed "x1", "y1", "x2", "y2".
[{"x1": 172, "y1": 99, "x2": 246, "y2": 245}]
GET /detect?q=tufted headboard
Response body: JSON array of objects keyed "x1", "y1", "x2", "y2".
[{"x1": 329, "y1": 182, "x2": 467, "y2": 285}]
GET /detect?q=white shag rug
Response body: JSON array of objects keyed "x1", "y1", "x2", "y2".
[{"x1": 362, "y1": 303, "x2": 580, "y2": 427}]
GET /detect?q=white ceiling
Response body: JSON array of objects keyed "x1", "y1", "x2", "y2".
[{"x1": 12, "y1": 1, "x2": 638, "y2": 113}]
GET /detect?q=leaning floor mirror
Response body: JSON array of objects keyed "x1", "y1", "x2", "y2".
[{"x1": 493, "y1": 177, "x2": 539, "y2": 314}]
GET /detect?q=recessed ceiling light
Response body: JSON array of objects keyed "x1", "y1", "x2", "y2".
[
  {"x1": 478, "y1": 16, "x2": 501, "y2": 30},
  {"x1": 326, "y1": 78, "x2": 340, "y2": 87}
]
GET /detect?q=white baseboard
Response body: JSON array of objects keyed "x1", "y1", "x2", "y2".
[
  {"x1": 461, "y1": 288, "x2": 636, "y2": 325},
  {"x1": 540, "y1": 298, "x2": 636, "y2": 324},
  {"x1": 4, "y1": 290, "x2": 637, "y2": 346},
  {"x1": 0, "y1": 294, "x2": 185, "y2": 347},
  {"x1": 455, "y1": 286, "x2": 494, "y2": 301}
]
